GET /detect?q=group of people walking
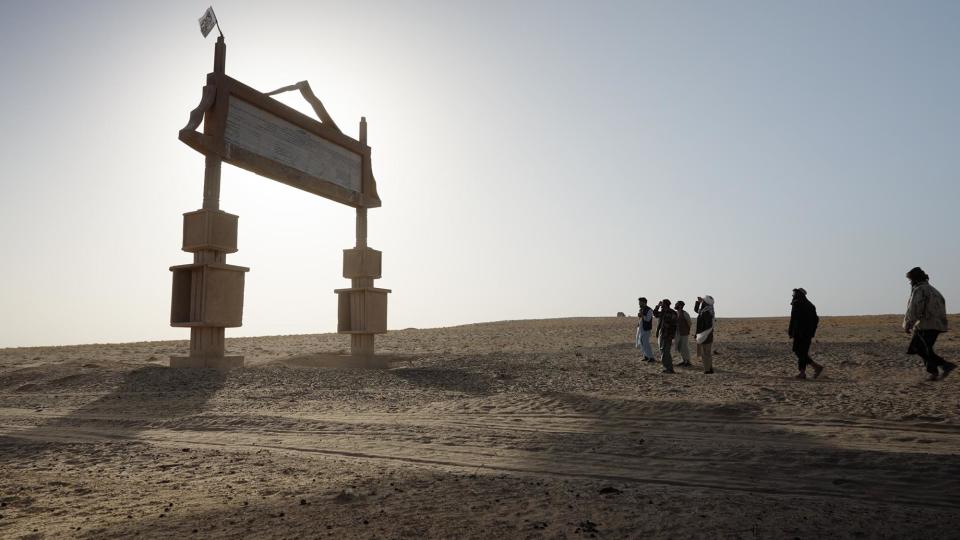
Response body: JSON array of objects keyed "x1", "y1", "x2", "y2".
[
  {"x1": 635, "y1": 296, "x2": 714, "y2": 374},
  {"x1": 636, "y1": 267, "x2": 955, "y2": 382}
]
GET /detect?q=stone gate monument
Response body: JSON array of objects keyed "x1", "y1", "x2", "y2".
[{"x1": 171, "y1": 36, "x2": 389, "y2": 368}]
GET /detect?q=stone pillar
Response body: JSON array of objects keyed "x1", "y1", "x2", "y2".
[
  {"x1": 169, "y1": 35, "x2": 248, "y2": 369},
  {"x1": 169, "y1": 209, "x2": 248, "y2": 369},
  {"x1": 334, "y1": 118, "x2": 390, "y2": 361},
  {"x1": 335, "y1": 232, "x2": 390, "y2": 358}
]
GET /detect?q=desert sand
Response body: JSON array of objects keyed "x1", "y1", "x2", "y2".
[{"x1": 1, "y1": 315, "x2": 958, "y2": 538}]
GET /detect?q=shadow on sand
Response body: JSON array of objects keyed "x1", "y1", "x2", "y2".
[
  {"x1": 391, "y1": 366, "x2": 494, "y2": 395},
  {"x1": 531, "y1": 390, "x2": 960, "y2": 511},
  {"x1": 0, "y1": 365, "x2": 226, "y2": 461},
  {"x1": 276, "y1": 352, "x2": 413, "y2": 369}
]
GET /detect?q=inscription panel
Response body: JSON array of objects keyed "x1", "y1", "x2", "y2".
[{"x1": 224, "y1": 99, "x2": 362, "y2": 193}]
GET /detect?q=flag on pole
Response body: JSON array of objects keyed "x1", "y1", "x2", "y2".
[{"x1": 199, "y1": 7, "x2": 218, "y2": 38}]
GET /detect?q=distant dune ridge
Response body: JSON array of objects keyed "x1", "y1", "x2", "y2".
[{"x1": 0, "y1": 315, "x2": 958, "y2": 537}]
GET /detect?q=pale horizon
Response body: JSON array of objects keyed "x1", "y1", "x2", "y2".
[
  {"x1": 1, "y1": 312, "x2": 949, "y2": 351},
  {"x1": 2, "y1": 1, "x2": 958, "y2": 348}
]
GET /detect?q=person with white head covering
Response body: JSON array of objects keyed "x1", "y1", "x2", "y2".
[{"x1": 694, "y1": 295, "x2": 715, "y2": 374}]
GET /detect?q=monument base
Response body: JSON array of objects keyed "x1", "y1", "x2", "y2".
[
  {"x1": 169, "y1": 355, "x2": 244, "y2": 369},
  {"x1": 350, "y1": 354, "x2": 390, "y2": 369}
]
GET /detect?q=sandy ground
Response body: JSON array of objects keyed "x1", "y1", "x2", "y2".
[{"x1": 0, "y1": 315, "x2": 958, "y2": 539}]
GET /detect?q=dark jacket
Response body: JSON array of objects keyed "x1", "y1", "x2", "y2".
[
  {"x1": 677, "y1": 309, "x2": 692, "y2": 336},
  {"x1": 904, "y1": 281, "x2": 948, "y2": 332},
  {"x1": 789, "y1": 297, "x2": 819, "y2": 341},
  {"x1": 653, "y1": 305, "x2": 678, "y2": 339},
  {"x1": 694, "y1": 301, "x2": 714, "y2": 344}
]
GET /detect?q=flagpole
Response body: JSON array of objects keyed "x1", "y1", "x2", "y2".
[{"x1": 213, "y1": 8, "x2": 224, "y2": 38}]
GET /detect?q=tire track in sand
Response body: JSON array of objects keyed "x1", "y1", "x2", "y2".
[{"x1": 2, "y1": 392, "x2": 959, "y2": 511}]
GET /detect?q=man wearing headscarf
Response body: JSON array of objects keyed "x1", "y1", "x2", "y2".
[
  {"x1": 904, "y1": 267, "x2": 955, "y2": 381},
  {"x1": 789, "y1": 288, "x2": 823, "y2": 380},
  {"x1": 694, "y1": 295, "x2": 715, "y2": 374}
]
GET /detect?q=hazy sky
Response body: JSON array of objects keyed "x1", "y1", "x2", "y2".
[{"x1": 1, "y1": 1, "x2": 958, "y2": 347}]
